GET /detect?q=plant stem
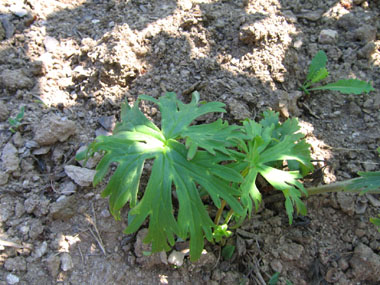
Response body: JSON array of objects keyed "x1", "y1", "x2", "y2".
[{"x1": 214, "y1": 200, "x2": 226, "y2": 225}]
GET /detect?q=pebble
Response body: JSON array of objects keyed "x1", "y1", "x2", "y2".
[
  {"x1": 318, "y1": 29, "x2": 338, "y2": 44},
  {"x1": 33, "y1": 241, "x2": 48, "y2": 259},
  {"x1": 0, "y1": 171, "x2": 9, "y2": 186},
  {"x1": 49, "y1": 195, "x2": 77, "y2": 220},
  {"x1": 227, "y1": 98, "x2": 251, "y2": 120},
  {"x1": 6, "y1": 273, "x2": 20, "y2": 284},
  {"x1": 2, "y1": 142, "x2": 20, "y2": 173},
  {"x1": 0, "y1": 101, "x2": 9, "y2": 121},
  {"x1": 9, "y1": 5, "x2": 28, "y2": 18},
  {"x1": 298, "y1": 10, "x2": 323, "y2": 21},
  {"x1": 60, "y1": 252, "x2": 74, "y2": 271},
  {"x1": 168, "y1": 250, "x2": 186, "y2": 267},
  {"x1": 0, "y1": 15, "x2": 15, "y2": 39},
  {"x1": 336, "y1": 192, "x2": 355, "y2": 216},
  {"x1": 4, "y1": 256, "x2": 27, "y2": 271},
  {"x1": 349, "y1": 243, "x2": 380, "y2": 282},
  {"x1": 278, "y1": 242, "x2": 304, "y2": 261},
  {"x1": 0, "y1": 69, "x2": 34, "y2": 91},
  {"x1": 354, "y1": 25, "x2": 377, "y2": 43},
  {"x1": 59, "y1": 181, "x2": 77, "y2": 195},
  {"x1": 357, "y1": 41, "x2": 376, "y2": 59},
  {"x1": 44, "y1": 36, "x2": 60, "y2": 53},
  {"x1": 64, "y1": 165, "x2": 96, "y2": 187},
  {"x1": 98, "y1": 115, "x2": 117, "y2": 131},
  {"x1": 46, "y1": 254, "x2": 60, "y2": 278},
  {"x1": 33, "y1": 116, "x2": 76, "y2": 146}
]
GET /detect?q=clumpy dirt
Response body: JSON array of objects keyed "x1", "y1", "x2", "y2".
[{"x1": 1, "y1": 0, "x2": 380, "y2": 284}]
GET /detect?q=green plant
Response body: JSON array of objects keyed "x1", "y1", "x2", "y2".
[
  {"x1": 77, "y1": 92, "x2": 314, "y2": 261},
  {"x1": 8, "y1": 106, "x2": 25, "y2": 133},
  {"x1": 301, "y1": 50, "x2": 374, "y2": 95},
  {"x1": 78, "y1": 91, "x2": 380, "y2": 262}
]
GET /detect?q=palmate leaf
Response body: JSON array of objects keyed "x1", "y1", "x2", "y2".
[
  {"x1": 238, "y1": 111, "x2": 313, "y2": 223},
  {"x1": 79, "y1": 92, "x2": 244, "y2": 261},
  {"x1": 309, "y1": 79, "x2": 375, "y2": 94}
]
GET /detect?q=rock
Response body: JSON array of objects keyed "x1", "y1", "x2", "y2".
[
  {"x1": 44, "y1": 36, "x2": 60, "y2": 53},
  {"x1": 227, "y1": 99, "x2": 251, "y2": 120},
  {"x1": 95, "y1": 127, "x2": 112, "y2": 137},
  {"x1": 0, "y1": 69, "x2": 34, "y2": 91},
  {"x1": 12, "y1": 133, "x2": 24, "y2": 148},
  {"x1": 33, "y1": 241, "x2": 48, "y2": 259},
  {"x1": 46, "y1": 254, "x2": 60, "y2": 278},
  {"x1": 0, "y1": 101, "x2": 9, "y2": 121},
  {"x1": 64, "y1": 165, "x2": 96, "y2": 187},
  {"x1": 354, "y1": 25, "x2": 377, "y2": 43},
  {"x1": 134, "y1": 228, "x2": 167, "y2": 268},
  {"x1": 4, "y1": 256, "x2": 27, "y2": 271},
  {"x1": 9, "y1": 5, "x2": 28, "y2": 17},
  {"x1": 270, "y1": 259, "x2": 283, "y2": 273},
  {"x1": 0, "y1": 171, "x2": 9, "y2": 185},
  {"x1": 6, "y1": 273, "x2": 20, "y2": 284},
  {"x1": 318, "y1": 29, "x2": 338, "y2": 44},
  {"x1": 297, "y1": 10, "x2": 323, "y2": 21},
  {"x1": 0, "y1": 15, "x2": 15, "y2": 39},
  {"x1": 59, "y1": 181, "x2": 77, "y2": 195},
  {"x1": 2, "y1": 142, "x2": 20, "y2": 173},
  {"x1": 0, "y1": 197, "x2": 14, "y2": 222},
  {"x1": 98, "y1": 115, "x2": 116, "y2": 131},
  {"x1": 276, "y1": 90, "x2": 302, "y2": 118},
  {"x1": 29, "y1": 219, "x2": 44, "y2": 239},
  {"x1": 32, "y1": 146, "x2": 50, "y2": 155},
  {"x1": 278, "y1": 242, "x2": 304, "y2": 261},
  {"x1": 357, "y1": 41, "x2": 376, "y2": 59},
  {"x1": 60, "y1": 253, "x2": 74, "y2": 271},
  {"x1": 24, "y1": 195, "x2": 50, "y2": 217},
  {"x1": 168, "y1": 250, "x2": 186, "y2": 267},
  {"x1": 349, "y1": 243, "x2": 380, "y2": 282},
  {"x1": 49, "y1": 195, "x2": 77, "y2": 220},
  {"x1": 33, "y1": 116, "x2": 76, "y2": 146},
  {"x1": 336, "y1": 192, "x2": 355, "y2": 216}
]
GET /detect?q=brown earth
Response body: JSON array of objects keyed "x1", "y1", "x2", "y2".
[{"x1": 1, "y1": 0, "x2": 380, "y2": 284}]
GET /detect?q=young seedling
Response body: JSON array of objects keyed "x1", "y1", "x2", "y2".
[
  {"x1": 8, "y1": 106, "x2": 25, "y2": 133},
  {"x1": 77, "y1": 92, "x2": 314, "y2": 261},
  {"x1": 301, "y1": 50, "x2": 374, "y2": 95}
]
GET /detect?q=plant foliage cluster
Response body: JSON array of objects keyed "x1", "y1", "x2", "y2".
[{"x1": 78, "y1": 51, "x2": 379, "y2": 262}]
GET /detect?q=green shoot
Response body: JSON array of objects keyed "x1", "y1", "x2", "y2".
[
  {"x1": 301, "y1": 50, "x2": 374, "y2": 95},
  {"x1": 8, "y1": 106, "x2": 25, "y2": 133}
]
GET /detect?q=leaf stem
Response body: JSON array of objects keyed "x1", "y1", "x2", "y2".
[{"x1": 214, "y1": 200, "x2": 227, "y2": 225}]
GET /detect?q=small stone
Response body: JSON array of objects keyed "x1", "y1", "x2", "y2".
[
  {"x1": 29, "y1": 219, "x2": 44, "y2": 239},
  {"x1": 9, "y1": 5, "x2": 28, "y2": 17},
  {"x1": 2, "y1": 142, "x2": 20, "y2": 173},
  {"x1": 270, "y1": 259, "x2": 283, "y2": 273},
  {"x1": 44, "y1": 36, "x2": 60, "y2": 53},
  {"x1": 350, "y1": 243, "x2": 380, "y2": 282},
  {"x1": 4, "y1": 256, "x2": 27, "y2": 271},
  {"x1": 33, "y1": 241, "x2": 48, "y2": 259},
  {"x1": 0, "y1": 171, "x2": 9, "y2": 185},
  {"x1": 336, "y1": 192, "x2": 355, "y2": 216},
  {"x1": 0, "y1": 197, "x2": 14, "y2": 222},
  {"x1": 168, "y1": 250, "x2": 186, "y2": 267},
  {"x1": 12, "y1": 132, "x2": 24, "y2": 147},
  {"x1": 357, "y1": 42, "x2": 376, "y2": 59},
  {"x1": 60, "y1": 253, "x2": 74, "y2": 271},
  {"x1": 227, "y1": 98, "x2": 251, "y2": 120},
  {"x1": 98, "y1": 115, "x2": 116, "y2": 131},
  {"x1": 354, "y1": 25, "x2": 377, "y2": 43},
  {"x1": 318, "y1": 29, "x2": 338, "y2": 44},
  {"x1": 279, "y1": 242, "x2": 304, "y2": 261},
  {"x1": 32, "y1": 146, "x2": 50, "y2": 155},
  {"x1": 6, "y1": 273, "x2": 20, "y2": 284},
  {"x1": 33, "y1": 116, "x2": 76, "y2": 146},
  {"x1": 0, "y1": 15, "x2": 14, "y2": 39},
  {"x1": 49, "y1": 195, "x2": 77, "y2": 220},
  {"x1": 338, "y1": 258, "x2": 349, "y2": 271},
  {"x1": 59, "y1": 181, "x2": 77, "y2": 195},
  {"x1": 46, "y1": 254, "x2": 60, "y2": 278},
  {"x1": 95, "y1": 127, "x2": 112, "y2": 137},
  {"x1": 298, "y1": 10, "x2": 323, "y2": 21},
  {"x1": 0, "y1": 101, "x2": 9, "y2": 121},
  {"x1": 0, "y1": 69, "x2": 34, "y2": 91},
  {"x1": 64, "y1": 165, "x2": 96, "y2": 186}
]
